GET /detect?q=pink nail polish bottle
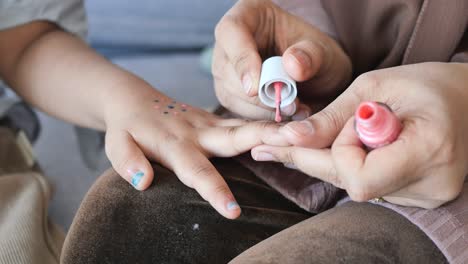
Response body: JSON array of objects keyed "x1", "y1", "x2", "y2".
[{"x1": 354, "y1": 101, "x2": 402, "y2": 149}]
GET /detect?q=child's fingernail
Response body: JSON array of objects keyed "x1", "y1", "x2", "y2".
[
  {"x1": 280, "y1": 120, "x2": 315, "y2": 137},
  {"x1": 292, "y1": 109, "x2": 310, "y2": 121},
  {"x1": 254, "y1": 152, "x2": 276, "y2": 161},
  {"x1": 242, "y1": 74, "x2": 252, "y2": 94},
  {"x1": 227, "y1": 201, "x2": 240, "y2": 211},
  {"x1": 281, "y1": 103, "x2": 297, "y2": 116},
  {"x1": 130, "y1": 171, "x2": 145, "y2": 189}
]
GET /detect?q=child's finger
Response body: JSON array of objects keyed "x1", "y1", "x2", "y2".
[
  {"x1": 215, "y1": 118, "x2": 248, "y2": 127},
  {"x1": 199, "y1": 121, "x2": 290, "y2": 157},
  {"x1": 165, "y1": 143, "x2": 241, "y2": 219},
  {"x1": 216, "y1": 88, "x2": 277, "y2": 120},
  {"x1": 105, "y1": 130, "x2": 154, "y2": 190}
]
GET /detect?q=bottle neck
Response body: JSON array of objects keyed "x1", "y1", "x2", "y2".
[{"x1": 356, "y1": 102, "x2": 391, "y2": 135}]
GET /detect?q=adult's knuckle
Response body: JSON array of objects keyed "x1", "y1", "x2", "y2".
[
  {"x1": 232, "y1": 51, "x2": 251, "y2": 74},
  {"x1": 317, "y1": 107, "x2": 345, "y2": 134},
  {"x1": 354, "y1": 71, "x2": 382, "y2": 91},
  {"x1": 423, "y1": 129, "x2": 458, "y2": 170}
]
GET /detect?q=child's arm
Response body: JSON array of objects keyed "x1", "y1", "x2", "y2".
[
  {"x1": 0, "y1": 21, "x2": 284, "y2": 219},
  {"x1": 0, "y1": 21, "x2": 154, "y2": 131}
]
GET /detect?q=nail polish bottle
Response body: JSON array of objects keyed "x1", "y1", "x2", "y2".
[{"x1": 355, "y1": 101, "x2": 402, "y2": 149}]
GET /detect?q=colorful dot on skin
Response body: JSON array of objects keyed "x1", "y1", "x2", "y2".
[
  {"x1": 153, "y1": 105, "x2": 160, "y2": 109},
  {"x1": 131, "y1": 171, "x2": 144, "y2": 188},
  {"x1": 181, "y1": 109, "x2": 187, "y2": 112},
  {"x1": 154, "y1": 99, "x2": 159, "y2": 103},
  {"x1": 168, "y1": 105, "x2": 175, "y2": 109},
  {"x1": 163, "y1": 111, "x2": 169, "y2": 114}
]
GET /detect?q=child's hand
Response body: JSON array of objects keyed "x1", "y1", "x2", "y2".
[
  {"x1": 212, "y1": 0, "x2": 352, "y2": 120},
  {"x1": 104, "y1": 93, "x2": 282, "y2": 219},
  {"x1": 0, "y1": 21, "x2": 280, "y2": 219}
]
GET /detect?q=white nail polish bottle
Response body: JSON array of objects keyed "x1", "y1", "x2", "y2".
[{"x1": 258, "y1": 56, "x2": 297, "y2": 109}]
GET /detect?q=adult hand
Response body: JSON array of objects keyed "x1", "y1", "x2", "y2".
[
  {"x1": 213, "y1": 0, "x2": 351, "y2": 120},
  {"x1": 252, "y1": 62, "x2": 468, "y2": 208}
]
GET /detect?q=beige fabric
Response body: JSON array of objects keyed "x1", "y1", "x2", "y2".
[{"x1": 0, "y1": 128, "x2": 64, "y2": 264}]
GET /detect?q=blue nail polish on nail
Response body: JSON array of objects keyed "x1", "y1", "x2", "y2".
[
  {"x1": 131, "y1": 171, "x2": 144, "y2": 187},
  {"x1": 227, "y1": 201, "x2": 240, "y2": 211}
]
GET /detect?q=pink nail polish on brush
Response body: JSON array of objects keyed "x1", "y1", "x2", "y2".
[
  {"x1": 354, "y1": 101, "x2": 402, "y2": 149},
  {"x1": 273, "y1": 82, "x2": 283, "y2": 122}
]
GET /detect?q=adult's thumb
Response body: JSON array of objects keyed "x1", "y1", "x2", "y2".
[
  {"x1": 282, "y1": 39, "x2": 325, "y2": 82},
  {"x1": 279, "y1": 88, "x2": 361, "y2": 148}
]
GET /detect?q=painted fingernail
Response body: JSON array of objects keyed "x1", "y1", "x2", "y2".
[
  {"x1": 281, "y1": 120, "x2": 315, "y2": 137},
  {"x1": 242, "y1": 74, "x2": 252, "y2": 94},
  {"x1": 254, "y1": 152, "x2": 276, "y2": 161},
  {"x1": 130, "y1": 171, "x2": 145, "y2": 189},
  {"x1": 227, "y1": 201, "x2": 240, "y2": 211},
  {"x1": 291, "y1": 49, "x2": 312, "y2": 68},
  {"x1": 281, "y1": 103, "x2": 297, "y2": 116},
  {"x1": 292, "y1": 109, "x2": 310, "y2": 121}
]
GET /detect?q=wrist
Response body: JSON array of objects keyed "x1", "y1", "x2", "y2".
[{"x1": 100, "y1": 74, "x2": 166, "y2": 130}]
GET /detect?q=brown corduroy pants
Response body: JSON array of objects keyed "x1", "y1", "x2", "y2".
[{"x1": 62, "y1": 158, "x2": 446, "y2": 264}]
